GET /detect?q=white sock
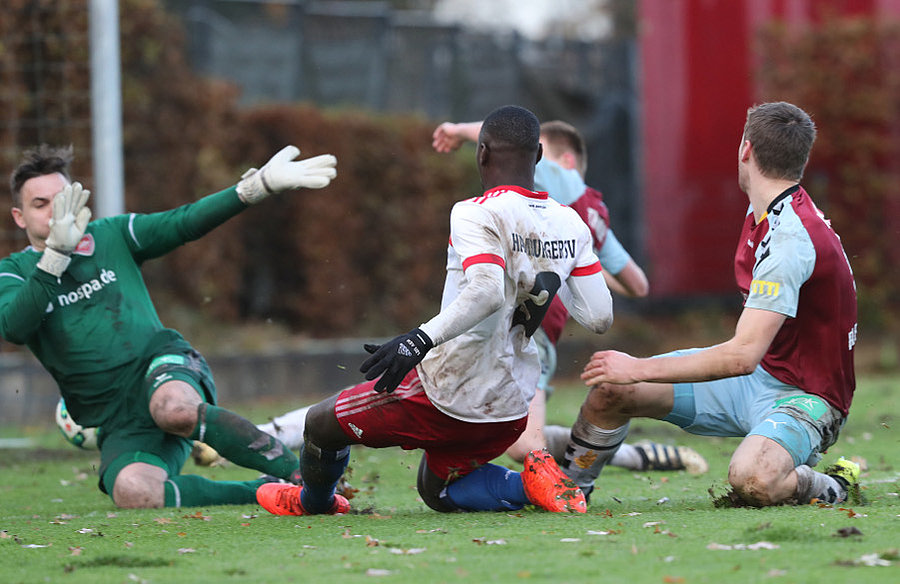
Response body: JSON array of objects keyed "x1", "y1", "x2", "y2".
[
  {"x1": 795, "y1": 464, "x2": 848, "y2": 504},
  {"x1": 257, "y1": 405, "x2": 311, "y2": 451},
  {"x1": 543, "y1": 424, "x2": 570, "y2": 463},
  {"x1": 561, "y1": 413, "x2": 629, "y2": 489},
  {"x1": 610, "y1": 443, "x2": 642, "y2": 470},
  {"x1": 548, "y1": 426, "x2": 643, "y2": 471}
]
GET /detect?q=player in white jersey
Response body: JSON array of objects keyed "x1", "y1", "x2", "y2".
[
  {"x1": 255, "y1": 105, "x2": 613, "y2": 516},
  {"x1": 431, "y1": 118, "x2": 707, "y2": 475}
]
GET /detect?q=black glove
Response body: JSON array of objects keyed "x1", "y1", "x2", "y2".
[{"x1": 360, "y1": 328, "x2": 434, "y2": 393}]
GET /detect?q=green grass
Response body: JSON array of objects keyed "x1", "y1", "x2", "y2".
[{"x1": 1, "y1": 376, "x2": 897, "y2": 584}]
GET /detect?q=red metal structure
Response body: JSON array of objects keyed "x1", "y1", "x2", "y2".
[{"x1": 638, "y1": 0, "x2": 900, "y2": 298}]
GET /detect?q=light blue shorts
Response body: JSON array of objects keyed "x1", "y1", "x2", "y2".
[{"x1": 660, "y1": 349, "x2": 845, "y2": 467}]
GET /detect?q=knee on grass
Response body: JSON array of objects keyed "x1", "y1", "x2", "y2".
[
  {"x1": 728, "y1": 465, "x2": 786, "y2": 507},
  {"x1": 112, "y1": 465, "x2": 166, "y2": 508}
]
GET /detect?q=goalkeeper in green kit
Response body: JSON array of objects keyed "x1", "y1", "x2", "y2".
[{"x1": 2, "y1": 144, "x2": 336, "y2": 508}]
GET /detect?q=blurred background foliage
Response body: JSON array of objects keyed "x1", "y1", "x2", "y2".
[
  {"x1": 1, "y1": 0, "x2": 479, "y2": 342},
  {"x1": 758, "y1": 15, "x2": 900, "y2": 336}
]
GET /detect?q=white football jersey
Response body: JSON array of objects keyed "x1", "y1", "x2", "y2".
[{"x1": 418, "y1": 185, "x2": 602, "y2": 422}]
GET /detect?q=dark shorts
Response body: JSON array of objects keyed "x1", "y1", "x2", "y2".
[
  {"x1": 333, "y1": 369, "x2": 527, "y2": 480},
  {"x1": 98, "y1": 346, "x2": 217, "y2": 495}
]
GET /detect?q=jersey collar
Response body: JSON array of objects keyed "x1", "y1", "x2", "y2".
[
  {"x1": 758, "y1": 184, "x2": 800, "y2": 224},
  {"x1": 486, "y1": 185, "x2": 548, "y2": 200}
]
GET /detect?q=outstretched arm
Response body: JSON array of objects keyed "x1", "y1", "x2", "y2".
[
  {"x1": 581, "y1": 307, "x2": 785, "y2": 386},
  {"x1": 128, "y1": 146, "x2": 338, "y2": 260},
  {"x1": 432, "y1": 122, "x2": 482, "y2": 153},
  {"x1": 236, "y1": 145, "x2": 336, "y2": 204}
]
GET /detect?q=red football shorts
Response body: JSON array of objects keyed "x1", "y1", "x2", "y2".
[{"x1": 334, "y1": 369, "x2": 527, "y2": 480}]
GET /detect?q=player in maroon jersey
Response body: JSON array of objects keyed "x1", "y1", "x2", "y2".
[{"x1": 562, "y1": 101, "x2": 860, "y2": 506}]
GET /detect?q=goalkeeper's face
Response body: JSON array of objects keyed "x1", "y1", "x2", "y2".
[{"x1": 12, "y1": 172, "x2": 69, "y2": 248}]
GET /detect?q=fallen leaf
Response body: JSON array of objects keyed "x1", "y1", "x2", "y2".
[
  {"x1": 654, "y1": 526, "x2": 677, "y2": 537},
  {"x1": 663, "y1": 577, "x2": 684, "y2": 583},
  {"x1": 69, "y1": 546, "x2": 83, "y2": 556},
  {"x1": 472, "y1": 537, "x2": 506, "y2": 545},
  {"x1": 365, "y1": 535, "x2": 380, "y2": 547},
  {"x1": 184, "y1": 511, "x2": 211, "y2": 521},
  {"x1": 388, "y1": 547, "x2": 426, "y2": 555},
  {"x1": 834, "y1": 526, "x2": 863, "y2": 537},
  {"x1": 707, "y1": 541, "x2": 780, "y2": 551},
  {"x1": 154, "y1": 517, "x2": 173, "y2": 525},
  {"x1": 838, "y1": 507, "x2": 867, "y2": 518}
]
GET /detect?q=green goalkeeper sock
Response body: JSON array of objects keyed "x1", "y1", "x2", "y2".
[
  {"x1": 164, "y1": 475, "x2": 265, "y2": 507},
  {"x1": 190, "y1": 403, "x2": 299, "y2": 480}
]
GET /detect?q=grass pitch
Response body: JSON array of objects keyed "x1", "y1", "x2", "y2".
[{"x1": 1, "y1": 376, "x2": 897, "y2": 584}]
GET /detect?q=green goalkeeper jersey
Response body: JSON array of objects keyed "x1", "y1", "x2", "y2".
[{"x1": 0, "y1": 186, "x2": 247, "y2": 426}]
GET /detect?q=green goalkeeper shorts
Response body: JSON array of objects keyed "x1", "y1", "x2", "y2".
[{"x1": 97, "y1": 345, "x2": 217, "y2": 496}]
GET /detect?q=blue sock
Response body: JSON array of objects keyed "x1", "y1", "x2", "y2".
[
  {"x1": 298, "y1": 442, "x2": 349, "y2": 514},
  {"x1": 445, "y1": 463, "x2": 527, "y2": 511}
]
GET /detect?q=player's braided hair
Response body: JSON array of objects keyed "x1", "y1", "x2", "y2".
[{"x1": 10, "y1": 144, "x2": 74, "y2": 205}]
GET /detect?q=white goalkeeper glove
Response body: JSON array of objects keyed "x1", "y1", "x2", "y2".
[
  {"x1": 36, "y1": 182, "x2": 92, "y2": 277},
  {"x1": 236, "y1": 145, "x2": 337, "y2": 205}
]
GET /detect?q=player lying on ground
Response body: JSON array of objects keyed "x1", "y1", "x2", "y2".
[{"x1": 3, "y1": 144, "x2": 335, "y2": 508}]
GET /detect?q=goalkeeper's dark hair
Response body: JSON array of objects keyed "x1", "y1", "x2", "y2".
[
  {"x1": 481, "y1": 105, "x2": 541, "y2": 153},
  {"x1": 10, "y1": 144, "x2": 74, "y2": 206}
]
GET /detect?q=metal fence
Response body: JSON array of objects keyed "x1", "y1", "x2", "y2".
[{"x1": 165, "y1": 0, "x2": 643, "y2": 257}]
